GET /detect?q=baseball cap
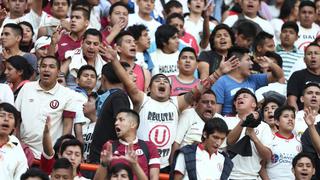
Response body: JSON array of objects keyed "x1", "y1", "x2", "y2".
[{"x1": 30, "y1": 36, "x2": 51, "y2": 53}]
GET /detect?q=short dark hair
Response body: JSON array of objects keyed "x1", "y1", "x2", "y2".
[
  {"x1": 109, "y1": 1, "x2": 129, "y2": 16},
  {"x1": 227, "y1": 46, "x2": 250, "y2": 60},
  {"x1": 107, "y1": 163, "x2": 133, "y2": 180},
  {"x1": 127, "y1": 24, "x2": 148, "y2": 41},
  {"x1": 265, "y1": 51, "x2": 283, "y2": 68},
  {"x1": 60, "y1": 139, "x2": 84, "y2": 156},
  {"x1": 149, "y1": 74, "x2": 171, "y2": 89},
  {"x1": 164, "y1": 0, "x2": 182, "y2": 15},
  {"x1": 274, "y1": 105, "x2": 295, "y2": 121},
  {"x1": 292, "y1": 152, "x2": 315, "y2": 168},
  {"x1": 77, "y1": 65, "x2": 97, "y2": 79},
  {"x1": 299, "y1": 0, "x2": 316, "y2": 11},
  {"x1": 279, "y1": 0, "x2": 297, "y2": 19},
  {"x1": 71, "y1": 6, "x2": 90, "y2": 20},
  {"x1": 6, "y1": 55, "x2": 34, "y2": 80},
  {"x1": 0, "y1": 103, "x2": 20, "y2": 130},
  {"x1": 253, "y1": 31, "x2": 274, "y2": 53},
  {"x1": 302, "y1": 81, "x2": 320, "y2": 95},
  {"x1": 71, "y1": 0, "x2": 91, "y2": 12},
  {"x1": 117, "y1": 109, "x2": 140, "y2": 128},
  {"x1": 83, "y1": 28, "x2": 102, "y2": 42},
  {"x1": 20, "y1": 168, "x2": 49, "y2": 180},
  {"x1": 3, "y1": 23, "x2": 23, "y2": 40},
  {"x1": 166, "y1": 13, "x2": 184, "y2": 24},
  {"x1": 235, "y1": 21, "x2": 257, "y2": 39},
  {"x1": 209, "y1": 24, "x2": 235, "y2": 51},
  {"x1": 155, "y1": 24, "x2": 179, "y2": 50},
  {"x1": 18, "y1": 21, "x2": 34, "y2": 36},
  {"x1": 202, "y1": 118, "x2": 228, "y2": 141},
  {"x1": 101, "y1": 62, "x2": 130, "y2": 84},
  {"x1": 281, "y1": 21, "x2": 299, "y2": 34},
  {"x1": 40, "y1": 56, "x2": 61, "y2": 70},
  {"x1": 53, "y1": 134, "x2": 76, "y2": 159},
  {"x1": 232, "y1": 88, "x2": 257, "y2": 114},
  {"x1": 115, "y1": 31, "x2": 134, "y2": 46},
  {"x1": 304, "y1": 42, "x2": 320, "y2": 53},
  {"x1": 178, "y1": 47, "x2": 197, "y2": 60},
  {"x1": 52, "y1": 158, "x2": 73, "y2": 171},
  {"x1": 50, "y1": 0, "x2": 71, "y2": 7},
  {"x1": 197, "y1": 89, "x2": 216, "y2": 102}
]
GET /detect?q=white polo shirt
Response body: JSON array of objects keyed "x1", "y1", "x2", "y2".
[
  {"x1": 174, "y1": 144, "x2": 225, "y2": 180},
  {"x1": 15, "y1": 81, "x2": 76, "y2": 159},
  {"x1": 0, "y1": 83, "x2": 14, "y2": 105},
  {"x1": 0, "y1": 135, "x2": 28, "y2": 180},
  {"x1": 175, "y1": 108, "x2": 223, "y2": 147}
]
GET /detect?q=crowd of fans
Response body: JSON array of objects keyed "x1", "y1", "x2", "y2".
[{"x1": 0, "y1": 0, "x2": 320, "y2": 179}]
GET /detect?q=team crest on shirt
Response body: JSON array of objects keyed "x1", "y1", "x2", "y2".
[
  {"x1": 149, "y1": 125, "x2": 170, "y2": 147},
  {"x1": 50, "y1": 100, "x2": 59, "y2": 109},
  {"x1": 135, "y1": 149, "x2": 144, "y2": 156},
  {"x1": 296, "y1": 146, "x2": 302, "y2": 152},
  {"x1": 271, "y1": 154, "x2": 279, "y2": 163}
]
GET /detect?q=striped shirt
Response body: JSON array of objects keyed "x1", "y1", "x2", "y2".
[{"x1": 276, "y1": 45, "x2": 304, "y2": 80}]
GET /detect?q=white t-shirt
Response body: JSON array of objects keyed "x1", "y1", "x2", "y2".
[
  {"x1": 175, "y1": 108, "x2": 223, "y2": 147},
  {"x1": 295, "y1": 22, "x2": 320, "y2": 51},
  {"x1": 150, "y1": 49, "x2": 179, "y2": 76},
  {"x1": 223, "y1": 14, "x2": 275, "y2": 36},
  {"x1": 82, "y1": 121, "x2": 96, "y2": 161},
  {"x1": 174, "y1": 145, "x2": 225, "y2": 180},
  {"x1": 127, "y1": 13, "x2": 161, "y2": 42},
  {"x1": 270, "y1": 18, "x2": 284, "y2": 44},
  {"x1": 255, "y1": 82, "x2": 287, "y2": 102},
  {"x1": 229, "y1": 121, "x2": 273, "y2": 179},
  {"x1": 294, "y1": 110, "x2": 320, "y2": 140},
  {"x1": 0, "y1": 83, "x2": 14, "y2": 105},
  {"x1": 137, "y1": 94, "x2": 179, "y2": 168},
  {"x1": 266, "y1": 133, "x2": 301, "y2": 180}
]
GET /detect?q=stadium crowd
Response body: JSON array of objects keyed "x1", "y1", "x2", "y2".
[{"x1": 0, "y1": 0, "x2": 320, "y2": 179}]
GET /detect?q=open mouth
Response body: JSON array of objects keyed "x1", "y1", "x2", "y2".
[
  {"x1": 311, "y1": 99, "x2": 318, "y2": 103},
  {"x1": 115, "y1": 127, "x2": 121, "y2": 133},
  {"x1": 43, "y1": 74, "x2": 51, "y2": 79},
  {"x1": 158, "y1": 86, "x2": 166, "y2": 92},
  {"x1": 1, "y1": 124, "x2": 9, "y2": 129},
  {"x1": 129, "y1": 48, "x2": 136, "y2": 53}
]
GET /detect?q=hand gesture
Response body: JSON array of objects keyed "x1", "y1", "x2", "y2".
[
  {"x1": 110, "y1": 19, "x2": 126, "y2": 34},
  {"x1": 43, "y1": 116, "x2": 51, "y2": 134},
  {"x1": 51, "y1": 25, "x2": 63, "y2": 45},
  {"x1": 245, "y1": 127, "x2": 257, "y2": 140},
  {"x1": 60, "y1": 19, "x2": 71, "y2": 32},
  {"x1": 124, "y1": 144, "x2": 138, "y2": 165},
  {"x1": 100, "y1": 142, "x2": 113, "y2": 166},
  {"x1": 304, "y1": 107, "x2": 316, "y2": 127},
  {"x1": 218, "y1": 55, "x2": 239, "y2": 74},
  {"x1": 256, "y1": 56, "x2": 273, "y2": 69},
  {"x1": 100, "y1": 45, "x2": 118, "y2": 63},
  {"x1": 203, "y1": 1, "x2": 215, "y2": 17},
  {"x1": 0, "y1": 7, "x2": 7, "y2": 22},
  {"x1": 1, "y1": 48, "x2": 10, "y2": 61},
  {"x1": 83, "y1": 96, "x2": 96, "y2": 119}
]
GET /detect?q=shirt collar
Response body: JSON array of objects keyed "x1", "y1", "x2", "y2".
[
  {"x1": 119, "y1": 137, "x2": 138, "y2": 145},
  {"x1": 275, "y1": 132, "x2": 294, "y2": 140},
  {"x1": 1, "y1": 135, "x2": 19, "y2": 148},
  {"x1": 198, "y1": 143, "x2": 218, "y2": 155},
  {"x1": 35, "y1": 80, "x2": 60, "y2": 94},
  {"x1": 276, "y1": 44, "x2": 298, "y2": 52}
]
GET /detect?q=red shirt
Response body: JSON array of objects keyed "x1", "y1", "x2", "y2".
[{"x1": 57, "y1": 33, "x2": 82, "y2": 62}]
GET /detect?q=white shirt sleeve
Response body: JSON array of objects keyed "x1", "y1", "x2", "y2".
[
  {"x1": 0, "y1": 84, "x2": 14, "y2": 105},
  {"x1": 175, "y1": 109, "x2": 192, "y2": 144},
  {"x1": 174, "y1": 153, "x2": 186, "y2": 175}
]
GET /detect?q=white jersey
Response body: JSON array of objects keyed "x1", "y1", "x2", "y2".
[
  {"x1": 295, "y1": 22, "x2": 320, "y2": 51},
  {"x1": 82, "y1": 121, "x2": 96, "y2": 161},
  {"x1": 266, "y1": 133, "x2": 302, "y2": 180},
  {"x1": 150, "y1": 49, "x2": 180, "y2": 76},
  {"x1": 294, "y1": 110, "x2": 320, "y2": 140},
  {"x1": 137, "y1": 94, "x2": 179, "y2": 168}
]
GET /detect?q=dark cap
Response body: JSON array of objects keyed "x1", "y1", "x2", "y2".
[{"x1": 149, "y1": 73, "x2": 171, "y2": 88}]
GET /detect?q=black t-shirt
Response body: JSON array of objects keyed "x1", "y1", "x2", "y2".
[
  {"x1": 198, "y1": 50, "x2": 223, "y2": 75},
  {"x1": 287, "y1": 69, "x2": 320, "y2": 110},
  {"x1": 88, "y1": 90, "x2": 130, "y2": 163}
]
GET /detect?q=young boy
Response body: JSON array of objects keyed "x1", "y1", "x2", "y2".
[
  {"x1": 51, "y1": 158, "x2": 74, "y2": 180},
  {"x1": 0, "y1": 103, "x2": 28, "y2": 179},
  {"x1": 263, "y1": 105, "x2": 302, "y2": 180},
  {"x1": 292, "y1": 153, "x2": 316, "y2": 180}
]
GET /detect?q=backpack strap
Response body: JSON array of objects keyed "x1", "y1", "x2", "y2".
[
  {"x1": 138, "y1": 139, "x2": 150, "y2": 163},
  {"x1": 219, "y1": 151, "x2": 234, "y2": 180},
  {"x1": 111, "y1": 140, "x2": 120, "y2": 153}
]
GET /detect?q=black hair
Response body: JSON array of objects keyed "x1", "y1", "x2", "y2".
[
  {"x1": 279, "y1": 0, "x2": 297, "y2": 19},
  {"x1": 253, "y1": 31, "x2": 274, "y2": 53},
  {"x1": 209, "y1": 24, "x2": 235, "y2": 51},
  {"x1": 52, "y1": 158, "x2": 73, "y2": 171},
  {"x1": 155, "y1": 24, "x2": 179, "y2": 50},
  {"x1": 178, "y1": 47, "x2": 197, "y2": 60},
  {"x1": 299, "y1": 0, "x2": 316, "y2": 11},
  {"x1": 77, "y1": 65, "x2": 97, "y2": 79},
  {"x1": 0, "y1": 103, "x2": 20, "y2": 129},
  {"x1": 50, "y1": 0, "x2": 70, "y2": 6},
  {"x1": 117, "y1": 109, "x2": 140, "y2": 128},
  {"x1": 164, "y1": 0, "x2": 183, "y2": 15},
  {"x1": 71, "y1": 6, "x2": 90, "y2": 20},
  {"x1": 83, "y1": 28, "x2": 102, "y2": 42},
  {"x1": 101, "y1": 62, "x2": 130, "y2": 84},
  {"x1": 265, "y1": 51, "x2": 283, "y2": 68},
  {"x1": 18, "y1": 21, "x2": 34, "y2": 37},
  {"x1": 109, "y1": 1, "x2": 129, "y2": 16},
  {"x1": 274, "y1": 105, "x2": 295, "y2": 121},
  {"x1": 40, "y1": 56, "x2": 61, "y2": 70},
  {"x1": 292, "y1": 152, "x2": 315, "y2": 168},
  {"x1": 304, "y1": 42, "x2": 320, "y2": 53},
  {"x1": 232, "y1": 88, "x2": 257, "y2": 114},
  {"x1": 166, "y1": 13, "x2": 184, "y2": 24},
  {"x1": 60, "y1": 139, "x2": 84, "y2": 156},
  {"x1": 202, "y1": 117, "x2": 228, "y2": 141},
  {"x1": 149, "y1": 73, "x2": 171, "y2": 89},
  {"x1": 115, "y1": 31, "x2": 134, "y2": 46},
  {"x1": 107, "y1": 163, "x2": 133, "y2": 180},
  {"x1": 234, "y1": 21, "x2": 257, "y2": 39},
  {"x1": 20, "y1": 168, "x2": 49, "y2": 180},
  {"x1": 187, "y1": 0, "x2": 207, "y2": 4},
  {"x1": 227, "y1": 46, "x2": 250, "y2": 60},
  {"x1": 302, "y1": 82, "x2": 320, "y2": 95},
  {"x1": 127, "y1": 24, "x2": 148, "y2": 41},
  {"x1": 281, "y1": 21, "x2": 299, "y2": 34},
  {"x1": 3, "y1": 23, "x2": 23, "y2": 40},
  {"x1": 196, "y1": 89, "x2": 217, "y2": 102},
  {"x1": 53, "y1": 134, "x2": 76, "y2": 159},
  {"x1": 6, "y1": 55, "x2": 34, "y2": 80}
]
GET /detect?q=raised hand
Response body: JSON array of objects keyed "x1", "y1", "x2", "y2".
[
  {"x1": 256, "y1": 56, "x2": 273, "y2": 69},
  {"x1": 110, "y1": 19, "x2": 126, "y2": 34},
  {"x1": 101, "y1": 142, "x2": 113, "y2": 166},
  {"x1": 60, "y1": 19, "x2": 71, "y2": 32},
  {"x1": 0, "y1": 7, "x2": 7, "y2": 22},
  {"x1": 51, "y1": 25, "x2": 63, "y2": 45},
  {"x1": 218, "y1": 55, "x2": 240, "y2": 74},
  {"x1": 124, "y1": 144, "x2": 138, "y2": 165},
  {"x1": 304, "y1": 107, "x2": 316, "y2": 127}
]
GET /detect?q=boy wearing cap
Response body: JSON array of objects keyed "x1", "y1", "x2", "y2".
[{"x1": 276, "y1": 21, "x2": 304, "y2": 80}]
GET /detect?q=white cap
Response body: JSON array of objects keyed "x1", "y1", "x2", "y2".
[{"x1": 31, "y1": 36, "x2": 51, "y2": 53}]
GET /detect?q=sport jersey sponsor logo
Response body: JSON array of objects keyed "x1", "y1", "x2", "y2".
[
  {"x1": 149, "y1": 125, "x2": 171, "y2": 148},
  {"x1": 147, "y1": 112, "x2": 174, "y2": 122},
  {"x1": 271, "y1": 153, "x2": 296, "y2": 164},
  {"x1": 50, "y1": 100, "x2": 59, "y2": 109},
  {"x1": 61, "y1": 43, "x2": 68, "y2": 46}
]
